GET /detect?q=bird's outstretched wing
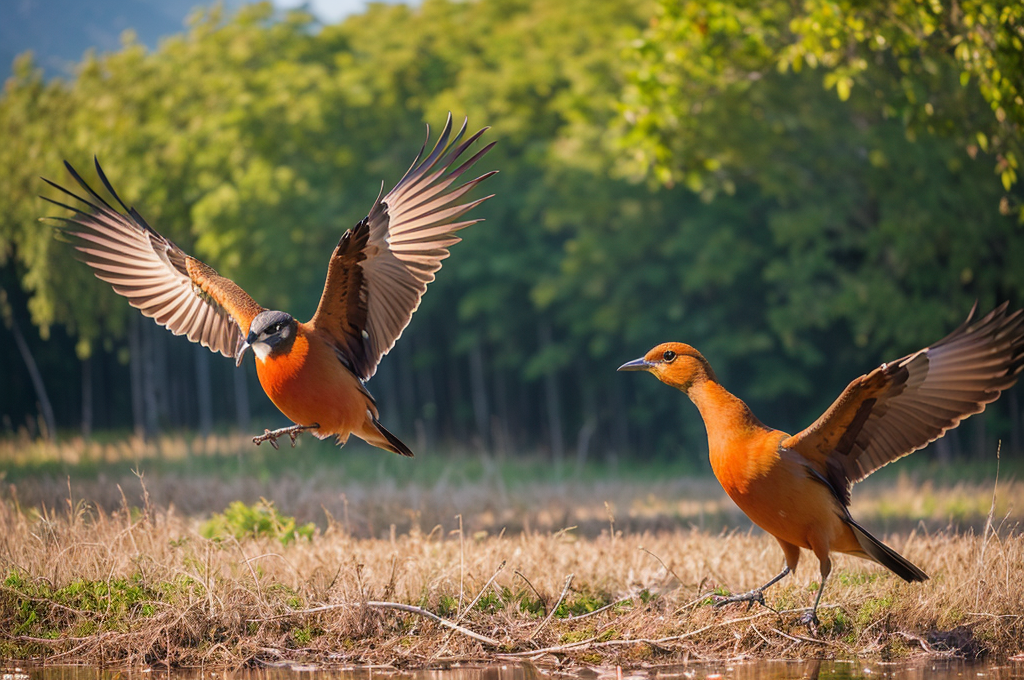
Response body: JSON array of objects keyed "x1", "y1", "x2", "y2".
[
  {"x1": 43, "y1": 159, "x2": 264, "y2": 358},
  {"x1": 309, "y1": 114, "x2": 496, "y2": 380},
  {"x1": 783, "y1": 302, "x2": 1024, "y2": 505}
]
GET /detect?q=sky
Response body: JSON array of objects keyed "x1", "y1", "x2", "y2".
[
  {"x1": 0, "y1": 0, "x2": 413, "y2": 80},
  {"x1": 274, "y1": 0, "x2": 410, "y2": 23}
]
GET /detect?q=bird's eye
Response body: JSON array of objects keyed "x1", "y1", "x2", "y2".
[{"x1": 662, "y1": 350, "x2": 677, "y2": 363}]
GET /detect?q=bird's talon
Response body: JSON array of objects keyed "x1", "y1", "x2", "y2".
[
  {"x1": 799, "y1": 610, "x2": 820, "y2": 632},
  {"x1": 251, "y1": 423, "x2": 319, "y2": 450}
]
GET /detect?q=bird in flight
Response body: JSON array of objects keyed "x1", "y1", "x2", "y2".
[
  {"x1": 619, "y1": 303, "x2": 1024, "y2": 626},
  {"x1": 43, "y1": 115, "x2": 495, "y2": 455}
]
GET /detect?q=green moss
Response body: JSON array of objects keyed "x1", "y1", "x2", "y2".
[
  {"x1": 822, "y1": 608, "x2": 851, "y2": 635},
  {"x1": 474, "y1": 591, "x2": 505, "y2": 613},
  {"x1": 291, "y1": 625, "x2": 320, "y2": 645},
  {"x1": 856, "y1": 596, "x2": 894, "y2": 627},
  {"x1": 556, "y1": 590, "x2": 608, "y2": 617},
  {"x1": 2, "y1": 570, "x2": 160, "y2": 640},
  {"x1": 836, "y1": 572, "x2": 879, "y2": 586},
  {"x1": 559, "y1": 627, "x2": 596, "y2": 643},
  {"x1": 437, "y1": 594, "x2": 458, "y2": 617}
]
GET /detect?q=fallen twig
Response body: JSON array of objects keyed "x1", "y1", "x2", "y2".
[
  {"x1": 501, "y1": 610, "x2": 774, "y2": 657},
  {"x1": 250, "y1": 600, "x2": 502, "y2": 647}
]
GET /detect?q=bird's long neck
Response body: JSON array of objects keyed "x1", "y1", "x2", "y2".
[{"x1": 687, "y1": 378, "x2": 778, "y2": 490}]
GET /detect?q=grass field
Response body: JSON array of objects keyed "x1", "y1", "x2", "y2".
[{"x1": 1, "y1": 435, "x2": 1023, "y2": 668}]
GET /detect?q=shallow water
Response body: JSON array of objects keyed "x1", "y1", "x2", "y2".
[{"x1": 3, "y1": 660, "x2": 1023, "y2": 680}]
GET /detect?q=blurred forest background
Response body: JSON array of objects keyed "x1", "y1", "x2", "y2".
[{"x1": 2, "y1": 0, "x2": 1023, "y2": 469}]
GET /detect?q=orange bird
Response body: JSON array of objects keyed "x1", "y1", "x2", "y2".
[
  {"x1": 44, "y1": 115, "x2": 494, "y2": 454},
  {"x1": 619, "y1": 303, "x2": 1024, "y2": 624}
]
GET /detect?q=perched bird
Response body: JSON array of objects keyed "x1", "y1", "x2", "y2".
[
  {"x1": 43, "y1": 115, "x2": 494, "y2": 454},
  {"x1": 619, "y1": 303, "x2": 1024, "y2": 624}
]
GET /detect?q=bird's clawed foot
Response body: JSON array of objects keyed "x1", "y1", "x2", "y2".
[
  {"x1": 253, "y1": 423, "x2": 320, "y2": 449},
  {"x1": 712, "y1": 588, "x2": 767, "y2": 610},
  {"x1": 799, "y1": 609, "x2": 820, "y2": 633}
]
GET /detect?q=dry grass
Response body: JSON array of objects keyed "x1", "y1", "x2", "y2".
[
  {"x1": 1, "y1": 480, "x2": 1022, "y2": 668},
  {"x1": 2, "y1": 435, "x2": 1023, "y2": 668},
  {"x1": 2, "y1": 434, "x2": 1021, "y2": 539}
]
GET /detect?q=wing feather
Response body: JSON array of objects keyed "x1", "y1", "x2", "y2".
[
  {"x1": 309, "y1": 115, "x2": 495, "y2": 380},
  {"x1": 783, "y1": 303, "x2": 1024, "y2": 505},
  {"x1": 42, "y1": 159, "x2": 264, "y2": 357}
]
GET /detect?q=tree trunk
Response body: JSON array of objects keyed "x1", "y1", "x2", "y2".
[
  {"x1": 608, "y1": 380, "x2": 630, "y2": 468},
  {"x1": 444, "y1": 337, "x2": 467, "y2": 445},
  {"x1": 469, "y1": 339, "x2": 490, "y2": 451},
  {"x1": 538, "y1": 324, "x2": 565, "y2": 469},
  {"x1": 129, "y1": 317, "x2": 146, "y2": 439},
  {"x1": 195, "y1": 344, "x2": 213, "y2": 437},
  {"x1": 414, "y1": 335, "x2": 438, "y2": 451},
  {"x1": 972, "y1": 413, "x2": 988, "y2": 459},
  {"x1": 396, "y1": 340, "x2": 416, "y2": 438},
  {"x1": 233, "y1": 365, "x2": 251, "y2": 433},
  {"x1": 1009, "y1": 390, "x2": 1020, "y2": 456},
  {"x1": 378, "y1": 354, "x2": 401, "y2": 428},
  {"x1": 6, "y1": 309, "x2": 57, "y2": 440},
  {"x1": 141, "y1": 323, "x2": 159, "y2": 437},
  {"x1": 494, "y1": 368, "x2": 511, "y2": 458},
  {"x1": 81, "y1": 355, "x2": 92, "y2": 439},
  {"x1": 575, "y1": 371, "x2": 597, "y2": 472}
]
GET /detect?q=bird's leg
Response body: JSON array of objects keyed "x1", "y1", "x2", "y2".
[
  {"x1": 713, "y1": 566, "x2": 791, "y2": 610},
  {"x1": 799, "y1": 572, "x2": 828, "y2": 632},
  {"x1": 799, "y1": 553, "x2": 831, "y2": 632},
  {"x1": 253, "y1": 423, "x2": 320, "y2": 449}
]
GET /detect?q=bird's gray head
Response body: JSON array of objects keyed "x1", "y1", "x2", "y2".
[{"x1": 235, "y1": 310, "x2": 297, "y2": 366}]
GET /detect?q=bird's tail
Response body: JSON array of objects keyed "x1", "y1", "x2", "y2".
[
  {"x1": 845, "y1": 516, "x2": 928, "y2": 582},
  {"x1": 367, "y1": 417, "x2": 414, "y2": 457}
]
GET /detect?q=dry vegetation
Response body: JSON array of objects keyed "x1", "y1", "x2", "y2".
[{"x1": 1, "y1": 436, "x2": 1023, "y2": 668}]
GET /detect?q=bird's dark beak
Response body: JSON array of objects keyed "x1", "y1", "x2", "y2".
[
  {"x1": 617, "y1": 357, "x2": 653, "y2": 372},
  {"x1": 235, "y1": 335, "x2": 253, "y2": 368}
]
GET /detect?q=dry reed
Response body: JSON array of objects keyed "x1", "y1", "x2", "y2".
[{"x1": 1, "y1": 478, "x2": 1022, "y2": 668}]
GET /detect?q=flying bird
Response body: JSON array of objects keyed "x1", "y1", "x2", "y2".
[
  {"x1": 619, "y1": 303, "x2": 1024, "y2": 625},
  {"x1": 44, "y1": 115, "x2": 495, "y2": 454}
]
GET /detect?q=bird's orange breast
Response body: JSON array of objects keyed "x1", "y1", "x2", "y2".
[
  {"x1": 711, "y1": 434, "x2": 856, "y2": 552},
  {"x1": 254, "y1": 324, "x2": 371, "y2": 437}
]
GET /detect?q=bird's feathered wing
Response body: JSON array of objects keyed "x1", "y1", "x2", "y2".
[
  {"x1": 309, "y1": 114, "x2": 496, "y2": 380},
  {"x1": 43, "y1": 159, "x2": 264, "y2": 357},
  {"x1": 783, "y1": 302, "x2": 1024, "y2": 506}
]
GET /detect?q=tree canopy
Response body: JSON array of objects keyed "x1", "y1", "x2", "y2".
[{"x1": 1, "y1": 0, "x2": 1021, "y2": 461}]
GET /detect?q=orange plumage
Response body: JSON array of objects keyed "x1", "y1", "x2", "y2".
[
  {"x1": 619, "y1": 304, "x2": 1024, "y2": 625},
  {"x1": 255, "y1": 323, "x2": 392, "y2": 450}
]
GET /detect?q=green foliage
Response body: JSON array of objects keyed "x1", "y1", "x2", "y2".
[
  {"x1": 856, "y1": 595, "x2": 895, "y2": 626},
  {"x1": 1, "y1": 0, "x2": 1022, "y2": 459},
  {"x1": 836, "y1": 572, "x2": 880, "y2": 587},
  {"x1": 436, "y1": 594, "x2": 459, "y2": 617},
  {"x1": 3, "y1": 570, "x2": 158, "y2": 637},
  {"x1": 474, "y1": 590, "x2": 506, "y2": 613},
  {"x1": 291, "y1": 625, "x2": 320, "y2": 645},
  {"x1": 626, "y1": 0, "x2": 1023, "y2": 201},
  {"x1": 555, "y1": 590, "x2": 608, "y2": 617},
  {"x1": 200, "y1": 499, "x2": 315, "y2": 546}
]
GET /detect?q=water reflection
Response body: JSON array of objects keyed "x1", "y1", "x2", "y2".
[{"x1": 3, "y1": 660, "x2": 1023, "y2": 680}]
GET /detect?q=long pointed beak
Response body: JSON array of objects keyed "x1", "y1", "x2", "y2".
[
  {"x1": 235, "y1": 338, "x2": 252, "y2": 367},
  {"x1": 617, "y1": 357, "x2": 653, "y2": 372}
]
